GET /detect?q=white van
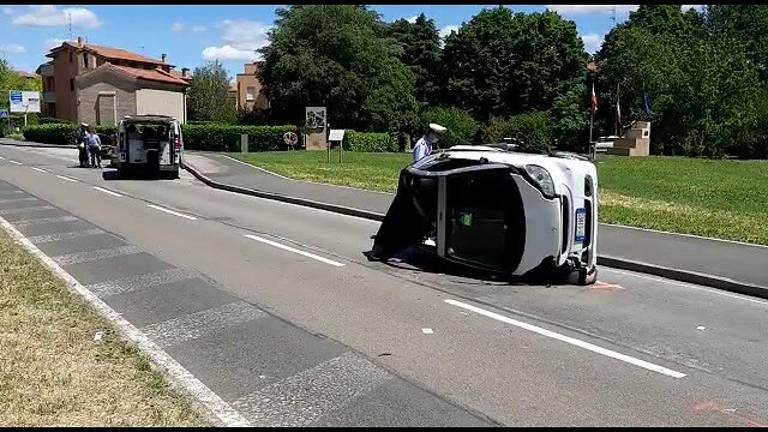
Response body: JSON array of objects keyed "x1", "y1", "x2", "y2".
[{"x1": 115, "y1": 115, "x2": 183, "y2": 179}]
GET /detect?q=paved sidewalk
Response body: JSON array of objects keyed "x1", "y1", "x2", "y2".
[{"x1": 184, "y1": 151, "x2": 768, "y2": 294}]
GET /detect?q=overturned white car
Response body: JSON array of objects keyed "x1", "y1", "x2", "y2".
[{"x1": 371, "y1": 144, "x2": 598, "y2": 285}]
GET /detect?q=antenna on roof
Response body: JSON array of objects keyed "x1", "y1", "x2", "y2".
[
  {"x1": 611, "y1": 6, "x2": 616, "y2": 24},
  {"x1": 68, "y1": 12, "x2": 72, "y2": 40}
]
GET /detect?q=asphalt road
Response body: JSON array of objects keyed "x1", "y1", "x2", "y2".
[{"x1": 2, "y1": 146, "x2": 768, "y2": 427}]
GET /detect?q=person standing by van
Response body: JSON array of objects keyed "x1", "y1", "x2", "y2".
[
  {"x1": 86, "y1": 126, "x2": 102, "y2": 168},
  {"x1": 412, "y1": 123, "x2": 447, "y2": 163}
]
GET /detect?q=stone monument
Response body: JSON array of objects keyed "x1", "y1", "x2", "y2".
[
  {"x1": 607, "y1": 120, "x2": 651, "y2": 156},
  {"x1": 305, "y1": 106, "x2": 327, "y2": 151}
]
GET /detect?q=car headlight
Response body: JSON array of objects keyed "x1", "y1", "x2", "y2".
[{"x1": 524, "y1": 165, "x2": 556, "y2": 198}]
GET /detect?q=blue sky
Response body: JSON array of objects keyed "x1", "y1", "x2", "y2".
[{"x1": 0, "y1": 5, "x2": 702, "y2": 80}]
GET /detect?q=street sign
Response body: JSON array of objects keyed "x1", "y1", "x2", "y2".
[
  {"x1": 0, "y1": 109, "x2": 8, "y2": 118},
  {"x1": 9, "y1": 90, "x2": 41, "y2": 113}
]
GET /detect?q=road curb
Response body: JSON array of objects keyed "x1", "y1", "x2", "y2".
[
  {"x1": 182, "y1": 160, "x2": 385, "y2": 221},
  {"x1": 0, "y1": 140, "x2": 77, "y2": 150},
  {"x1": 598, "y1": 255, "x2": 768, "y2": 301},
  {"x1": 182, "y1": 160, "x2": 768, "y2": 299}
]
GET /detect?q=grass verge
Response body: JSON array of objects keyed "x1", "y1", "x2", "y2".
[
  {"x1": 231, "y1": 151, "x2": 768, "y2": 246},
  {"x1": 0, "y1": 228, "x2": 208, "y2": 426}
]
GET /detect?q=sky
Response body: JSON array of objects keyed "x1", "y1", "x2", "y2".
[{"x1": 0, "y1": 4, "x2": 704, "y2": 81}]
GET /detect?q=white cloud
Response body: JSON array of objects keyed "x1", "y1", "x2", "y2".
[
  {"x1": 0, "y1": 43, "x2": 26, "y2": 54},
  {"x1": 45, "y1": 38, "x2": 67, "y2": 50},
  {"x1": 172, "y1": 21, "x2": 207, "y2": 33},
  {"x1": 406, "y1": 16, "x2": 418, "y2": 24},
  {"x1": 202, "y1": 20, "x2": 270, "y2": 62},
  {"x1": 546, "y1": 5, "x2": 639, "y2": 15},
  {"x1": 12, "y1": 5, "x2": 101, "y2": 28},
  {"x1": 439, "y1": 25, "x2": 459, "y2": 39},
  {"x1": 581, "y1": 33, "x2": 603, "y2": 54}
]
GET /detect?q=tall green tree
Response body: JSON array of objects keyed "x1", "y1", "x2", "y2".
[
  {"x1": 259, "y1": 5, "x2": 418, "y2": 132},
  {"x1": 442, "y1": 7, "x2": 587, "y2": 123},
  {"x1": 386, "y1": 13, "x2": 442, "y2": 107},
  {"x1": 705, "y1": 5, "x2": 768, "y2": 81},
  {"x1": 187, "y1": 60, "x2": 237, "y2": 124},
  {"x1": 0, "y1": 58, "x2": 42, "y2": 107}
]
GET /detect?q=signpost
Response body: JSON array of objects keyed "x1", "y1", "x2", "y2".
[
  {"x1": 9, "y1": 90, "x2": 41, "y2": 127},
  {"x1": 328, "y1": 129, "x2": 346, "y2": 163}
]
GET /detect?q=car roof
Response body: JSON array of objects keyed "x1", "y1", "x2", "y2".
[{"x1": 122, "y1": 115, "x2": 177, "y2": 123}]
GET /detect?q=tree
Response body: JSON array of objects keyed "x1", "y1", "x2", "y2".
[
  {"x1": 386, "y1": 13, "x2": 442, "y2": 107},
  {"x1": 259, "y1": 5, "x2": 418, "y2": 132},
  {"x1": 442, "y1": 7, "x2": 587, "y2": 123},
  {"x1": 705, "y1": 5, "x2": 768, "y2": 81},
  {"x1": 420, "y1": 106, "x2": 478, "y2": 147},
  {"x1": 0, "y1": 58, "x2": 42, "y2": 107},
  {"x1": 186, "y1": 60, "x2": 237, "y2": 124}
]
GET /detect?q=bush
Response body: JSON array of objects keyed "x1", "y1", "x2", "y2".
[
  {"x1": 38, "y1": 116, "x2": 72, "y2": 125},
  {"x1": 342, "y1": 130, "x2": 398, "y2": 152},
  {"x1": 420, "y1": 107, "x2": 478, "y2": 148},
  {"x1": 483, "y1": 111, "x2": 554, "y2": 153},
  {"x1": 181, "y1": 124, "x2": 298, "y2": 152},
  {"x1": 23, "y1": 124, "x2": 118, "y2": 145}
]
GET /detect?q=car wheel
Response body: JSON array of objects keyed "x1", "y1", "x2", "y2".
[{"x1": 578, "y1": 267, "x2": 598, "y2": 285}]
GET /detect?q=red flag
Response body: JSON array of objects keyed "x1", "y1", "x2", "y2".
[{"x1": 590, "y1": 83, "x2": 598, "y2": 115}]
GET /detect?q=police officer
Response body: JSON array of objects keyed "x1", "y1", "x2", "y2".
[{"x1": 412, "y1": 123, "x2": 447, "y2": 163}]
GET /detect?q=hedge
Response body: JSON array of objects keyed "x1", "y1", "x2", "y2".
[
  {"x1": 23, "y1": 124, "x2": 116, "y2": 145},
  {"x1": 181, "y1": 124, "x2": 298, "y2": 152},
  {"x1": 342, "y1": 130, "x2": 398, "y2": 152}
]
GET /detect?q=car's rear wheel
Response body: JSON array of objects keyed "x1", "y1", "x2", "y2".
[{"x1": 577, "y1": 267, "x2": 598, "y2": 285}]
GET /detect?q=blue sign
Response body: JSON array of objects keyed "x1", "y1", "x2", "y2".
[
  {"x1": 9, "y1": 91, "x2": 22, "y2": 103},
  {"x1": 0, "y1": 109, "x2": 7, "y2": 118}
]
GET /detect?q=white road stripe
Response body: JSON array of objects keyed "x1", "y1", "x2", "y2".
[
  {"x1": 146, "y1": 204, "x2": 197, "y2": 220},
  {"x1": 0, "y1": 205, "x2": 53, "y2": 215},
  {"x1": 56, "y1": 174, "x2": 78, "y2": 182},
  {"x1": 0, "y1": 196, "x2": 38, "y2": 205},
  {"x1": 0, "y1": 156, "x2": 4, "y2": 159},
  {"x1": 93, "y1": 186, "x2": 123, "y2": 197},
  {"x1": 140, "y1": 301, "x2": 265, "y2": 348},
  {"x1": 243, "y1": 234, "x2": 345, "y2": 267},
  {"x1": 12, "y1": 215, "x2": 78, "y2": 227},
  {"x1": 52, "y1": 245, "x2": 143, "y2": 266},
  {"x1": 9, "y1": 160, "x2": 22, "y2": 165},
  {"x1": 27, "y1": 228, "x2": 105, "y2": 244},
  {"x1": 232, "y1": 351, "x2": 391, "y2": 426},
  {"x1": 445, "y1": 299, "x2": 687, "y2": 379},
  {"x1": 86, "y1": 268, "x2": 196, "y2": 298},
  {"x1": 31, "y1": 167, "x2": 49, "y2": 173}
]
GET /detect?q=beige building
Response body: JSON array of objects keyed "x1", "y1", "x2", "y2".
[
  {"x1": 235, "y1": 62, "x2": 269, "y2": 112},
  {"x1": 37, "y1": 37, "x2": 190, "y2": 125}
]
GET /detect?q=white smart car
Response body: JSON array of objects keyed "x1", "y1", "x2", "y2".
[{"x1": 371, "y1": 143, "x2": 598, "y2": 285}]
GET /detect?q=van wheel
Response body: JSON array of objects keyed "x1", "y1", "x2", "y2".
[{"x1": 578, "y1": 267, "x2": 598, "y2": 285}]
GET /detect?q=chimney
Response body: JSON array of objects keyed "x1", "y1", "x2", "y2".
[
  {"x1": 161, "y1": 53, "x2": 167, "y2": 63},
  {"x1": 181, "y1": 67, "x2": 189, "y2": 78},
  {"x1": 77, "y1": 36, "x2": 84, "y2": 47}
]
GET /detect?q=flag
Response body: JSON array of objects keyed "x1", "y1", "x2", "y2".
[
  {"x1": 590, "y1": 83, "x2": 598, "y2": 115},
  {"x1": 616, "y1": 89, "x2": 622, "y2": 128},
  {"x1": 642, "y1": 85, "x2": 651, "y2": 116}
]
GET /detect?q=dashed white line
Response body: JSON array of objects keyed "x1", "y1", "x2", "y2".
[
  {"x1": 56, "y1": 174, "x2": 78, "y2": 182},
  {"x1": 9, "y1": 160, "x2": 22, "y2": 165},
  {"x1": 93, "y1": 186, "x2": 123, "y2": 197},
  {"x1": 0, "y1": 156, "x2": 4, "y2": 160},
  {"x1": 31, "y1": 167, "x2": 49, "y2": 173},
  {"x1": 147, "y1": 204, "x2": 197, "y2": 220},
  {"x1": 243, "y1": 234, "x2": 345, "y2": 267},
  {"x1": 445, "y1": 299, "x2": 687, "y2": 379}
]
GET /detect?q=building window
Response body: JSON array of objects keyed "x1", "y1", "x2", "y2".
[
  {"x1": 46, "y1": 77, "x2": 55, "y2": 91},
  {"x1": 70, "y1": 78, "x2": 74, "y2": 91},
  {"x1": 82, "y1": 52, "x2": 88, "y2": 68},
  {"x1": 246, "y1": 86, "x2": 256, "y2": 101},
  {"x1": 69, "y1": 51, "x2": 73, "y2": 63}
]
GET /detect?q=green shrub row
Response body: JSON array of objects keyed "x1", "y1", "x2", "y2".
[
  {"x1": 342, "y1": 130, "x2": 398, "y2": 152},
  {"x1": 181, "y1": 124, "x2": 298, "y2": 152}
]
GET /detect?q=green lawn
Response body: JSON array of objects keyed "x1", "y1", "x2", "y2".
[{"x1": 232, "y1": 151, "x2": 768, "y2": 246}]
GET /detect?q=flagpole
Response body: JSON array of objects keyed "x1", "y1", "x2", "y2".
[
  {"x1": 590, "y1": 110, "x2": 595, "y2": 160},
  {"x1": 615, "y1": 84, "x2": 619, "y2": 137}
]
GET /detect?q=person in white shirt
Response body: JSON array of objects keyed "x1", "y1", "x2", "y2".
[
  {"x1": 412, "y1": 123, "x2": 447, "y2": 163},
  {"x1": 86, "y1": 127, "x2": 102, "y2": 168}
]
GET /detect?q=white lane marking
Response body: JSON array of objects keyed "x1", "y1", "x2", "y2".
[
  {"x1": 140, "y1": 301, "x2": 266, "y2": 348},
  {"x1": 27, "y1": 228, "x2": 105, "y2": 244},
  {"x1": 9, "y1": 160, "x2": 22, "y2": 165},
  {"x1": 445, "y1": 299, "x2": 687, "y2": 379},
  {"x1": 232, "y1": 351, "x2": 391, "y2": 427},
  {"x1": 0, "y1": 156, "x2": 4, "y2": 159},
  {"x1": 56, "y1": 174, "x2": 78, "y2": 182},
  {"x1": 52, "y1": 245, "x2": 143, "y2": 266},
  {"x1": 147, "y1": 203, "x2": 197, "y2": 220},
  {"x1": 93, "y1": 186, "x2": 123, "y2": 197},
  {"x1": 422, "y1": 328, "x2": 434, "y2": 335},
  {"x1": 604, "y1": 268, "x2": 768, "y2": 307},
  {"x1": 31, "y1": 167, "x2": 49, "y2": 173},
  {"x1": 243, "y1": 234, "x2": 345, "y2": 267},
  {"x1": 0, "y1": 216, "x2": 251, "y2": 427},
  {"x1": 85, "y1": 268, "x2": 196, "y2": 298}
]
